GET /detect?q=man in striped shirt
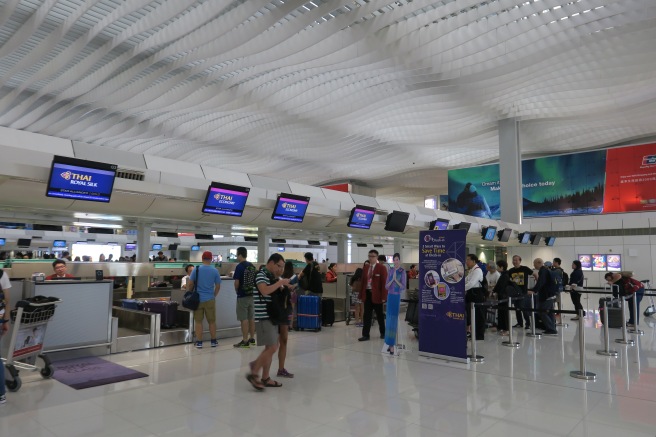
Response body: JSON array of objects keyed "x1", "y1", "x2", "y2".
[{"x1": 246, "y1": 253, "x2": 291, "y2": 391}]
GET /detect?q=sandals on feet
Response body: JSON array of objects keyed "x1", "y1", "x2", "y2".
[
  {"x1": 246, "y1": 374, "x2": 265, "y2": 391},
  {"x1": 262, "y1": 377, "x2": 282, "y2": 388}
]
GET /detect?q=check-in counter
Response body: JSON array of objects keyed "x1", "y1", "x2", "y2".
[
  {"x1": 23, "y1": 279, "x2": 113, "y2": 353},
  {"x1": 322, "y1": 275, "x2": 350, "y2": 322}
]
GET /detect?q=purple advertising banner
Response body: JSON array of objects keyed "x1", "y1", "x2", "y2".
[
  {"x1": 578, "y1": 255, "x2": 592, "y2": 271},
  {"x1": 592, "y1": 254, "x2": 607, "y2": 271},
  {"x1": 418, "y1": 230, "x2": 467, "y2": 362},
  {"x1": 607, "y1": 254, "x2": 622, "y2": 271}
]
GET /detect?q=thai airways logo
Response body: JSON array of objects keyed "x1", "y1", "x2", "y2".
[
  {"x1": 355, "y1": 212, "x2": 367, "y2": 220},
  {"x1": 642, "y1": 154, "x2": 656, "y2": 166},
  {"x1": 282, "y1": 202, "x2": 297, "y2": 210},
  {"x1": 445, "y1": 311, "x2": 465, "y2": 321},
  {"x1": 60, "y1": 171, "x2": 95, "y2": 186},
  {"x1": 214, "y1": 193, "x2": 233, "y2": 202}
]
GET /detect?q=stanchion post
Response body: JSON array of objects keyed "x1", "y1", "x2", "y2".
[
  {"x1": 570, "y1": 309, "x2": 596, "y2": 381},
  {"x1": 468, "y1": 302, "x2": 484, "y2": 363},
  {"x1": 526, "y1": 295, "x2": 542, "y2": 338},
  {"x1": 615, "y1": 296, "x2": 635, "y2": 346},
  {"x1": 628, "y1": 294, "x2": 644, "y2": 335},
  {"x1": 502, "y1": 298, "x2": 520, "y2": 348},
  {"x1": 596, "y1": 299, "x2": 618, "y2": 357}
]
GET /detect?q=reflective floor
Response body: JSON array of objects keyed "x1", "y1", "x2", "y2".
[{"x1": 2, "y1": 310, "x2": 656, "y2": 437}]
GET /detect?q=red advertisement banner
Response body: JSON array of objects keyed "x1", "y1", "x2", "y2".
[{"x1": 604, "y1": 142, "x2": 656, "y2": 213}]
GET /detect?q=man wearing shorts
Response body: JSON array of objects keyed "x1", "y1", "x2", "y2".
[
  {"x1": 246, "y1": 253, "x2": 291, "y2": 391},
  {"x1": 186, "y1": 251, "x2": 221, "y2": 348},
  {"x1": 233, "y1": 247, "x2": 256, "y2": 348}
]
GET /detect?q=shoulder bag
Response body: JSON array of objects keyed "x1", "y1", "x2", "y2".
[{"x1": 182, "y1": 267, "x2": 200, "y2": 311}]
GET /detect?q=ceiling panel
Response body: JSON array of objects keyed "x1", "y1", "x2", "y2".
[{"x1": 0, "y1": 0, "x2": 654, "y2": 207}]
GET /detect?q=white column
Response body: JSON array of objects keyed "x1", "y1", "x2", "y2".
[
  {"x1": 136, "y1": 221, "x2": 151, "y2": 263},
  {"x1": 257, "y1": 228, "x2": 270, "y2": 264},
  {"x1": 336, "y1": 235, "x2": 348, "y2": 263},
  {"x1": 499, "y1": 118, "x2": 523, "y2": 224},
  {"x1": 393, "y1": 239, "x2": 403, "y2": 257}
]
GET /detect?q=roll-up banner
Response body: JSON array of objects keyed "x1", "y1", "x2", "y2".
[{"x1": 418, "y1": 230, "x2": 468, "y2": 363}]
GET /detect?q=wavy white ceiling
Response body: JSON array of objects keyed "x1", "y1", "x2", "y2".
[{"x1": 0, "y1": 0, "x2": 655, "y2": 205}]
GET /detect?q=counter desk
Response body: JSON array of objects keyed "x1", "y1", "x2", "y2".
[{"x1": 23, "y1": 279, "x2": 113, "y2": 354}]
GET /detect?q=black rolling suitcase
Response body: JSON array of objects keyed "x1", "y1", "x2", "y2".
[
  {"x1": 599, "y1": 297, "x2": 622, "y2": 328},
  {"x1": 143, "y1": 300, "x2": 178, "y2": 329},
  {"x1": 321, "y1": 298, "x2": 335, "y2": 326}
]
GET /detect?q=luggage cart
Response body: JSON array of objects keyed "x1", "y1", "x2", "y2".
[{"x1": 2, "y1": 298, "x2": 62, "y2": 392}]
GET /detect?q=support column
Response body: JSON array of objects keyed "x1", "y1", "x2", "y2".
[
  {"x1": 336, "y1": 235, "x2": 348, "y2": 264},
  {"x1": 393, "y1": 239, "x2": 403, "y2": 257},
  {"x1": 257, "y1": 228, "x2": 270, "y2": 264},
  {"x1": 499, "y1": 118, "x2": 523, "y2": 224},
  {"x1": 134, "y1": 221, "x2": 151, "y2": 294}
]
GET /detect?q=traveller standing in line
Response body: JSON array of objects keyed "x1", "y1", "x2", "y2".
[
  {"x1": 186, "y1": 251, "x2": 221, "y2": 348},
  {"x1": 0, "y1": 268, "x2": 12, "y2": 404},
  {"x1": 486, "y1": 263, "x2": 500, "y2": 296},
  {"x1": 384, "y1": 253, "x2": 406, "y2": 355},
  {"x1": 568, "y1": 260, "x2": 585, "y2": 320},
  {"x1": 465, "y1": 254, "x2": 486, "y2": 340},
  {"x1": 493, "y1": 260, "x2": 511, "y2": 335},
  {"x1": 507, "y1": 255, "x2": 534, "y2": 329},
  {"x1": 358, "y1": 250, "x2": 387, "y2": 342},
  {"x1": 529, "y1": 258, "x2": 558, "y2": 335},
  {"x1": 298, "y1": 252, "x2": 322, "y2": 296},
  {"x1": 246, "y1": 253, "x2": 291, "y2": 391},
  {"x1": 233, "y1": 247, "x2": 256, "y2": 348},
  {"x1": 350, "y1": 266, "x2": 365, "y2": 327}
]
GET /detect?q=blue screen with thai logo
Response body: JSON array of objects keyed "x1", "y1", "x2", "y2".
[
  {"x1": 348, "y1": 206, "x2": 376, "y2": 229},
  {"x1": 53, "y1": 240, "x2": 67, "y2": 248},
  {"x1": 272, "y1": 193, "x2": 310, "y2": 223},
  {"x1": 202, "y1": 182, "x2": 250, "y2": 217},
  {"x1": 46, "y1": 156, "x2": 117, "y2": 203},
  {"x1": 0, "y1": 238, "x2": 4, "y2": 246}
]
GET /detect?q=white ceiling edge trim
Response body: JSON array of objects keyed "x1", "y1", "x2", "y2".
[{"x1": 0, "y1": 126, "x2": 513, "y2": 234}]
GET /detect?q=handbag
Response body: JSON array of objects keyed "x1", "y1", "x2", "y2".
[{"x1": 182, "y1": 268, "x2": 200, "y2": 311}]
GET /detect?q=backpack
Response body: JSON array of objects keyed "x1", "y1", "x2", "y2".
[
  {"x1": 552, "y1": 268, "x2": 564, "y2": 292},
  {"x1": 241, "y1": 263, "x2": 257, "y2": 296},
  {"x1": 505, "y1": 282, "x2": 523, "y2": 298},
  {"x1": 545, "y1": 269, "x2": 559, "y2": 297}
]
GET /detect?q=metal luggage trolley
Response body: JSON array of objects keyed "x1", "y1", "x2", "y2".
[{"x1": 2, "y1": 297, "x2": 62, "y2": 392}]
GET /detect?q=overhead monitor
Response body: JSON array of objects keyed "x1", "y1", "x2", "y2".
[
  {"x1": 607, "y1": 254, "x2": 622, "y2": 271},
  {"x1": 429, "y1": 218, "x2": 449, "y2": 230},
  {"x1": 481, "y1": 226, "x2": 497, "y2": 241},
  {"x1": 271, "y1": 193, "x2": 310, "y2": 223},
  {"x1": 384, "y1": 211, "x2": 410, "y2": 232},
  {"x1": 202, "y1": 182, "x2": 250, "y2": 217},
  {"x1": 152, "y1": 244, "x2": 162, "y2": 250},
  {"x1": 530, "y1": 234, "x2": 542, "y2": 245},
  {"x1": 307, "y1": 240, "x2": 321, "y2": 245},
  {"x1": 347, "y1": 205, "x2": 376, "y2": 230},
  {"x1": 545, "y1": 236, "x2": 556, "y2": 246},
  {"x1": 497, "y1": 228, "x2": 512, "y2": 242},
  {"x1": 191, "y1": 245, "x2": 200, "y2": 251},
  {"x1": 578, "y1": 255, "x2": 592, "y2": 271},
  {"x1": 195, "y1": 234, "x2": 214, "y2": 240},
  {"x1": 519, "y1": 232, "x2": 531, "y2": 244},
  {"x1": 453, "y1": 222, "x2": 471, "y2": 232},
  {"x1": 592, "y1": 254, "x2": 607, "y2": 271},
  {"x1": 125, "y1": 243, "x2": 136, "y2": 251},
  {"x1": 46, "y1": 155, "x2": 117, "y2": 203},
  {"x1": 156, "y1": 231, "x2": 177, "y2": 238},
  {"x1": 52, "y1": 240, "x2": 67, "y2": 248},
  {"x1": 17, "y1": 238, "x2": 31, "y2": 247},
  {"x1": 0, "y1": 238, "x2": 4, "y2": 246}
]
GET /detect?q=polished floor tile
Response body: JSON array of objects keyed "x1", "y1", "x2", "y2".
[{"x1": 2, "y1": 308, "x2": 656, "y2": 437}]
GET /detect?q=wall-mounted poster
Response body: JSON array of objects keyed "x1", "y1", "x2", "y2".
[
  {"x1": 448, "y1": 150, "x2": 606, "y2": 219},
  {"x1": 604, "y1": 142, "x2": 656, "y2": 213},
  {"x1": 578, "y1": 255, "x2": 592, "y2": 271},
  {"x1": 592, "y1": 254, "x2": 607, "y2": 271},
  {"x1": 607, "y1": 254, "x2": 622, "y2": 271}
]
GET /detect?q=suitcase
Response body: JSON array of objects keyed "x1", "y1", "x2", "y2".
[
  {"x1": 121, "y1": 299, "x2": 144, "y2": 310},
  {"x1": 405, "y1": 300, "x2": 419, "y2": 325},
  {"x1": 321, "y1": 298, "x2": 335, "y2": 326},
  {"x1": 599, "y1": 297, "x2": 622, "y2": 328},
  {"x1": 143, "y1": 300, "x2": 178, "y2": 328},
  {"x1": 297, "y1": 295, "x2": 321, "y2": 331}
]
